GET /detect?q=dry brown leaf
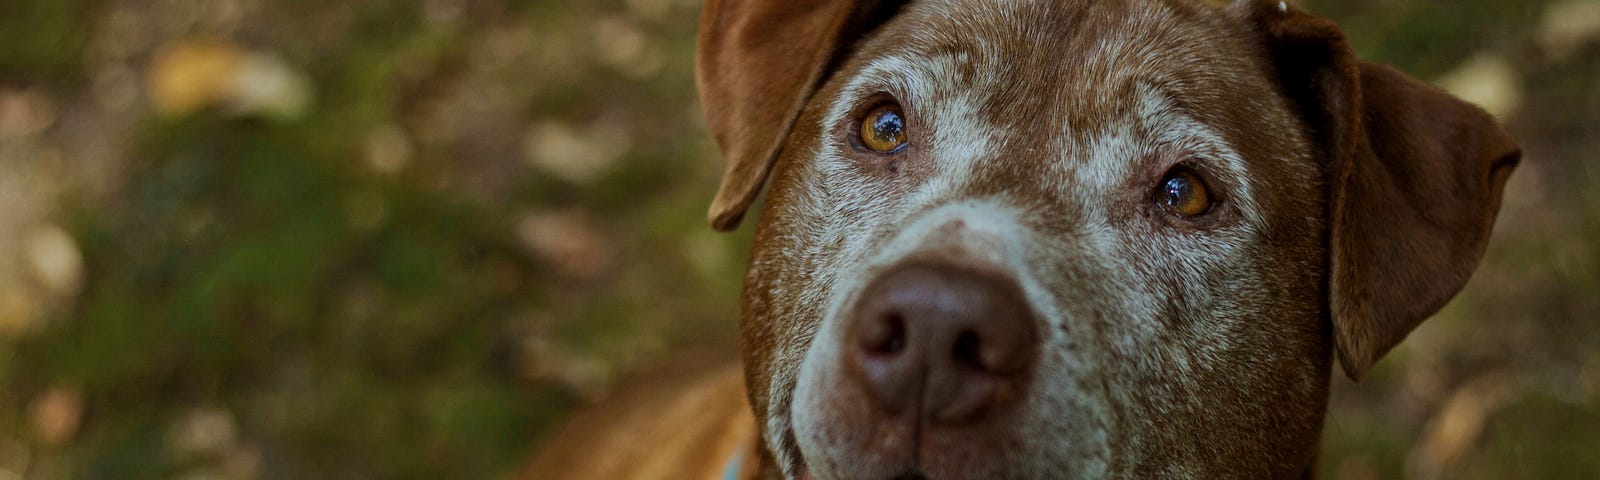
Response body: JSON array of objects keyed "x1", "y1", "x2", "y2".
[
  {"x1": 30, "y1": 387, "x2": 84, "y2": 447},
  {"x1": 23, "y1": 224, "x2": 84, "y2": 297},
  {"x1": 172, "y1": 408, "x2": 239, "y2": 457},
  {"x1": 516, "y1": 209, "x2": 615, "y2": 280},
  {"x1": 1538, "y1": 0, "x2": 1600, "y2": 61},
  {"x1": 1436, "y1": 53, "x2": 1523, "y2": 120},
  {"x1": 1406, "y1": 371, "x2": 1519, "y2": 480},
  {"x1": 147, "y1": 39, "x2": 312, "y2": 119},
  {"x1": 0, "y1": 287, "x2": 41, "y2": 339},
  {"x1": 0, "y1": 89, "x2": 56, "y2": 139}
]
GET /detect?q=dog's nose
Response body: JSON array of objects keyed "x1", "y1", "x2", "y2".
[{"x1": 848, "y1": 263, "x2": 1037, "y2": 424}]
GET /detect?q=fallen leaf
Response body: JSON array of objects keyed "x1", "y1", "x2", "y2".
[
  {"x1": 172, "y1": 408, "x2": 238, "y2": 457},
  {"x1": 30, "y1": 387, "x2": 84, "y2": 447},
  {"x1": 0, "y1": 89, "x2": 56, "y2": 139},
  {"x1": 524, "y1": 119, "x2": 632, "y2": 185},
  {"x1": 148, "y1": 39, "x2": 313, "y2": 119},
  {"x1": 364, "y1": 125, "x2": 413, "y2": 175},
  {"x1": 23, "y1": 224, "x2": 84, "y2": 298},
  {"x1": 148, "y1": 40, "x2": 246, "y2": 117},
  {"x1": 0, "y1": 436, "x2": 28, "y2": 478},
  {"x1": 1436, "y1": 53, "x2": 1523, "y2": 120},
  {"x1": 1538, "y1": 0, "x2": 1600, "y2": 62},
  {"x1": 516, "y1": 209, "x2": 615, "y2": 280},
  {"x1": 0, "y1": 287, "x2": 41, "y2": 339},
  {"x1": 1406, "y1": 371, "x2": 1518, "y2": 480}
]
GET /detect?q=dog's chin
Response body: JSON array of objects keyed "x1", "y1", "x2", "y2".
[
  {"x1": 805, "y1": 471, "x2": 929, "y2": 480},
  {"x1": 793, "y1": 458, "x2": 933, "y2": 480},
  {"x1": 794, "y1": 456, "x2": 991, "y2": 480},
  {"x1": 791, "y1": 451, "x2": 813, "y2": 480},
  {"x1": 780, "y1": 429, "x2": 816, "y2": 480},
  {"x1": 789, "y1": 423, "x2": 1020, "y2": 480}
]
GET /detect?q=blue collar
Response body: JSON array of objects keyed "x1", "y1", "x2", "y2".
[{"x1": 722, "y1": 449, "x2": 745, "y2": 480}]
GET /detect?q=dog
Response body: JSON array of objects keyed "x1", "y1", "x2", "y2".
[{"x1": 525, "y1": 0, "x2": 1520, "y2": 478}]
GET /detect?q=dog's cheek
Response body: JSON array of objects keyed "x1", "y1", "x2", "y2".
[
  {"x1": 1088, "y1": 225, "x2": 1327, "y2": 474},
  {"x1": 742, "y1": 122, "x2": 896, "y2": 474},
  {"x1": 738, "y1": 168, "x2": 818, "y2": 467}
]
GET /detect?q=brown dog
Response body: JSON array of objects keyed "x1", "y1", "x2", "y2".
[{"x1": 526, "y1": 0, "x2": 1519, "y2": 478}]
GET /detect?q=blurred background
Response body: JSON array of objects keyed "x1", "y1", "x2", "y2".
[{"x1": 0, "y1": 0, "x2": 1594, "y2": 478}]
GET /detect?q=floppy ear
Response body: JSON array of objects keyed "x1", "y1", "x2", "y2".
[
  {"x1": 697, "y1": 0, "x2": 906, "y2": 231},
  {"x1": 1248, "y1": 1, "x2": 1521, "y2": 380}
]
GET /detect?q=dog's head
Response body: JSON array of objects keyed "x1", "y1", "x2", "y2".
[{"x1": 697, "y1": 0, "x2": 1519, "y2": 478}]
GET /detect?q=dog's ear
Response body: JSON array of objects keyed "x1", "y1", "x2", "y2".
[
  {"x1": 1247, "y1": 1, "x2": 1520, "y2": 380},
  {"x1": 697, "y1": 0, "x2": 906, "y2": 231}
]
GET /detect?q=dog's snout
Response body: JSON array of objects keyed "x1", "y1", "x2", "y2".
[{"x1": 848, "y1": 263, "x2": 1038, "y2": 424}]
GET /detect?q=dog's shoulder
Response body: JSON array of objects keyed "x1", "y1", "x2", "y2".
[{"x1": 520, "y1": 356, "x2": 758, "y2": 480}]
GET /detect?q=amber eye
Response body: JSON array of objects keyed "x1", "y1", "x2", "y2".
[
  {"x1": 1157, "y1": 167, "x2": 1213, "y2": 217},
  {"x1": 858, "y1": 103, "x2": 907, "y2": 153}
]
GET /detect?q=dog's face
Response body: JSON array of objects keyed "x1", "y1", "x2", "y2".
[
  {"x1": 758, "y1": 1, "x2": 1326, "y2": 477},
  {"x1": 697, "y1": 0, "x2": 1519, "y2": 478}
]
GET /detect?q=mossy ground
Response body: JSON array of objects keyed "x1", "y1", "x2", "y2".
[{"x1": 0, "y1": 0, "x2": 1594, "y2": 478}]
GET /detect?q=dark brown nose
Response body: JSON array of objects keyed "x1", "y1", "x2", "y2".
[{"x1": 847, "y1": 263, "x2": 1038, "y2": 424}]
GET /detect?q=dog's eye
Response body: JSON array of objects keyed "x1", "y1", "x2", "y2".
[
  {"x1": 1157, "y1": 167, "x2": 1213, "y2": 217},
  {"x1": 858, "y1": 103, "x2": 907, "y2": 153}
]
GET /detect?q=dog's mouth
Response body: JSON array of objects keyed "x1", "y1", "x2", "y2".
[
  {"x1": 793, "y1": 460, "x2": 929, "y2": 480},
  {"x1": 782, "y1": 429, "x2": 813, "y2": 480},
  {"x1": 784, "y1": 428, "x2": 918, "y2": 480}
]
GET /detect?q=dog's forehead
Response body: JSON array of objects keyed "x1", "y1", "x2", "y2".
[
  {"x1": 849, "y1": 0, "x2": 1260, "y2": 139},
  {"x1": 808, "y1": 0, "x2": 1288, "y2": 226}
]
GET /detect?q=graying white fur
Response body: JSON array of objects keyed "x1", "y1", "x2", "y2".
[{"x1": 752, "y1": 0, "x2": 1326, "y2": 478}]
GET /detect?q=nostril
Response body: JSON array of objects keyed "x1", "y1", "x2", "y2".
[
  {"x1": 883, "y1": 314, "x2": 905, "y2": 353},
  {"x1": 951, "y1": 330, "x2": 982, "y2": 370},
  {"x1": 860, "y1": 312, "x2": 908, "y2": 355}
]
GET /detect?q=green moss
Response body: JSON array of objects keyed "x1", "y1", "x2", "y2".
[
  {"x1": 1470, "y1": 395, "x2": 1600, "y2": 479},
  {"x1": 0, "y1": 0, "x2": 92, "y2": 84}
]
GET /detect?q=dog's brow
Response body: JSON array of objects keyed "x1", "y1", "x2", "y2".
[
  {"x1": 1129, "y1": 82, "x2": 1262, "y2": 224},
  {"x1": 841, "y1": 47, "x2": 988, "y2": 107}
]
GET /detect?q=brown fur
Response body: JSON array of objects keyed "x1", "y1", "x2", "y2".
[
  {"x1": 527, "y1": 1, "x2": 1518, "y2": 478},
  {"x1": 522, "y1": 358, "x2": 760, "y2": 480},
  {"x1": 1252, "y1": 0, "x2": 1521, "y2": 380}
]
